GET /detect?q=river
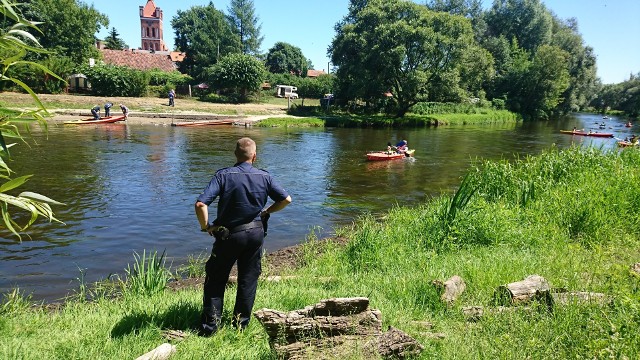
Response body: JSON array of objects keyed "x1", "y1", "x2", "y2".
[{"x1": 0, "y1": 113, "x2": 633, "y2": 301}]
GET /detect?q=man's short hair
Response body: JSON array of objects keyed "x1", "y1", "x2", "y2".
[{"x1": 235, "y1": 137, "x2": 256, "y2": 161}]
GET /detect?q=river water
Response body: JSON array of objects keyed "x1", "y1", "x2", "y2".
[{"x1": 0, "y1": 113, "x2": 634, "y2": 301}]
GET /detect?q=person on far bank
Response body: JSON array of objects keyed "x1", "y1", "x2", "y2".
[
  {"x1": 195, "y1": 137, "x2": 291, "y2": 336},
  {"x1": 104, "y1": 102, "x2": 113, "y2": 117},
  {"x1": 168, "y1": 89, "x2": 175, "y2": 107},
  {"x1": 119, "y1": 104, "x2": 129, "y2": 119},
  {"x1": 91, "y1": 105, "x2": 101, "y2": 120}
]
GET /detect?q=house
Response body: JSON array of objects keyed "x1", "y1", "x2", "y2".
[{"x1": 307, "y1": 69, "x2": 327, "y2": 78}]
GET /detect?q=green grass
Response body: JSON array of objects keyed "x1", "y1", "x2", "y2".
[
  {"x1": 255, "y1": 117, "x2": 325, "y2": 128},
  {"x1": 2, "y1": 146, "x2": 640, "y2": 359},
  {"x1": 317, "y1": 110, "x2": 519, "y2": 128}
]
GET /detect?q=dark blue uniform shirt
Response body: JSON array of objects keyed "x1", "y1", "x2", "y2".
[{"x1": 197, "y1": 162, "x2": 289, "y2": 229}]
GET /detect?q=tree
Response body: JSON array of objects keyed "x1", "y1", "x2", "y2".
[
  {"x1": 426, "y1": 0, "x2": 487, "y2": 42},
  {"x1": 265, "y1": 42, "x2": 309, "y2": 75},
  {"x1": 22, "y1": 0, "x2": 108, "y2": 64},
  {"x1": 550, "y1": 16, "x2": 598, "y2": 112},
  {"x1": 207, "y1": 53, "x2": 267, "y2": 102},
  {"x1": 485, "y1": 0, "x2": 553, "y2": 52},
  {"x1": 172, "y1": 3, "x2": 241, "y2": 81},
  {"x1": 330, "y1": 0, "x2": 475, "y2": 116},
  {"x1": 226, "y1": 0, "x2": 263, "y2": 56},
  {"x1": 103, "y1": 27, "x2": 127, "y2": 50},
  {"x1": 0, "y1": 1, "x2": 64, "y2": 239},
  {"x1": 523, "y1": 45, "x2": 570, "y2": 117}
]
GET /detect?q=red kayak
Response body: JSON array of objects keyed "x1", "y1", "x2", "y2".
[
  {"x1": 64, "y1": 116, "x2": 126, "y2": 125},
  {"x1": 366, "y1": 149, "x2": 415, "y2": 161},
  {"x1": 559, "y1": 130, "x2": 614, "y2": 138}
]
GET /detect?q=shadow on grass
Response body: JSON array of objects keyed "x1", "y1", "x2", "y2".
[{"x1": 110, "y1": 300, "x2": 200, "y2": 338}]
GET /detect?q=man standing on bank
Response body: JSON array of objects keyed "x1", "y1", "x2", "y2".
[{"x1": 195, "y1": 137, "x2": 291, "y2": 336}]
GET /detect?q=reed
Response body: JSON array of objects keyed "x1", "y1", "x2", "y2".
[{"x1": 123, "y1": 250, "x2": 170, "y2": 297}]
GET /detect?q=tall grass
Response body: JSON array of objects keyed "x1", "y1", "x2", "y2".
[{"x1": 123, "y1": 250, "x2": 170, "y2": 297}]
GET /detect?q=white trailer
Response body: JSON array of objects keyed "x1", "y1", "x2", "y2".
[{"x1": 275, "y1": 85, "x2": 298, "y2": 99}]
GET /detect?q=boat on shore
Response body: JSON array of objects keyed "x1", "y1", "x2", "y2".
[
  {"x1": 559, "y1": 130, "x2": 614, "y2": 138},
  {"x1": 171, "y1": 119, "x2": 234, "y2": 127},
  {"x1": 64, "y1": 116, "x2": 126, "y2": 125},
  {"x1": 366, "y1": 149, "x2": 415, "y2": 161}
]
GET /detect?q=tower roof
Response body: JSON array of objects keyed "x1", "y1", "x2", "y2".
[{"x1": 142, "y1": 0, "x2": 157, "y2": 18}]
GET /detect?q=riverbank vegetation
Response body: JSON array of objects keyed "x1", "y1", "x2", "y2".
[
  {"x1": 254, "y1": 117, "x2": 324, "y2": 128},
  {"x1": 2, "y1": 146, "x2": 640, "y2": 359}
]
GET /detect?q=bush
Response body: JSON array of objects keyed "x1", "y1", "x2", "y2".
[
  {"x1": 147, "y1": 69, "x2": 191, "y2": 86},
  {"x1": 492, "y1": 98, "x2": 506, "y2": 110},
  {"x1": 83, "y1": 64, "x2": 149, "y2": 97}
]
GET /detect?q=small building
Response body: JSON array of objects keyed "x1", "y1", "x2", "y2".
[{"x1": 67, "y1": 74, "x2": 89, "y2": 92}]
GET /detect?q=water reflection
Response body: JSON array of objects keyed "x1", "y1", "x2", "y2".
[{"x1": 0, "y1": 114, "x2": 633, "y2": 301}]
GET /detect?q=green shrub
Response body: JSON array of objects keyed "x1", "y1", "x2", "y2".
[{"x1": 83, "y1": 64, "x2": 149, "y2": 97}]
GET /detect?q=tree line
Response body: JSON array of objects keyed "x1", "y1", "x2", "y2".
[{"x1": 1, "y1": 0, "x2": 637, "y2": 118}]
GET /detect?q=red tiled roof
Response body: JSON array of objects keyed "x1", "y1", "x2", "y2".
[
  {"x1": 169, "y1": 52, "x2": 186, "y2": 62},
  {"x1": 100, "y1": 49, "x2": 177, "y2": 72},
  {"x1": 142, "y1": 0, "x2": 157, "y2": 18},
  {"x1": 307, "y1": 69, "x2": 326, "y2": 77}
]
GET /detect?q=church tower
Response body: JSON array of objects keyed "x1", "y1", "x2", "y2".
[{"x1": 139, "y1": 0, "x2": 168, "y2": 51}]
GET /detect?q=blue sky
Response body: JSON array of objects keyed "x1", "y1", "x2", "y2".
[{"x1": 93, "y1": 0, "x2": 639, "y2": 84}]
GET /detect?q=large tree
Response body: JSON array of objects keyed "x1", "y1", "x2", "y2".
[
  {"x1": 226, "y1": 0, "x2": 263, "y2": 56},
  {"x1": 265, "y1": 42, "x2": 309, "y2": 75},
  {"x1": 103, "y1": 27, "x2": 127, "y2": 50},
  {"x1": 206, "y1": 53, "x2": 267, "y2": 102},
  {"x1": 330, "y1": 0, "x2": 475, "y2": 116},
  {"x1": 22, "y1": 0, "x2": 108, "y2": 64},
  {"x1": 550, "y1": 16, "x2": 598, "y2": 112},
  {"x1": 485, "y1": 0, "x2": 553, "y2": 52},
  {"x1": 172, "y1": 2, "x2": 241, "y2": 80}
]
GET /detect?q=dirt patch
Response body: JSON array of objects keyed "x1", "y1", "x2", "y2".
[
  {"x1": 166, "y1": 236, "x2": 350, "y2": 292},
  {"x1": 1, "y1": 91, "x2": 288, "y2": 115}
]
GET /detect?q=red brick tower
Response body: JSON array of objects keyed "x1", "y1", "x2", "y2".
[{"x1": 140, "y1": 0, "x2": 168, "y2": 51}]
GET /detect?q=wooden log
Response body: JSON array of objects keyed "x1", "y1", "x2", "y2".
[
  {"x1": 493, "y1": 275, "x2": 551, "y2": 305},
  {"x1": 273, "y1": 335, "x2": 379, "y2": 360},
  {"x1": 134, "y1": 343, "x2": 175, "y2": 360},
  {"x1": 255, "y1": 298, "x2": 424, "y2": 359},
  {"x1": 254, "y1": 307, "x2": 382, "y2": 344},
  {"x1": 376, "y1": 327, "x2": 425, "y2": 358},
  {"x1": 462, "y1": 306, "x2": 534, "y2": 321},
  {"x1": 432, "y1": 275, "x2": 466, "y2": 304},
  {"x1": 551, "y1": 291, "x2": 611, "y2": 306}
]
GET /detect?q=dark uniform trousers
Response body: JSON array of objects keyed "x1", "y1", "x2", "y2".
[{"x1": 201, "y1": 226, "x2": 263, "y2": 332}]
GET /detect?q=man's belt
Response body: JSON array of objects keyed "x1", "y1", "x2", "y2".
[{"x1": 228, "y1": 220, "x2": 263, "y2": 234}]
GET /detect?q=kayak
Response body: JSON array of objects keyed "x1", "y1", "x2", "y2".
[
  {"x1": 171, "y1": 120, "x2": 234, "y2": 127},
  {"x1": 367, "y1": 149, "x2": 415, "y2": 161},
  {"x1": 559, "y1": 130, "x2": 614, "y2": 138},
  {"x1": 617, "y1": 141, "x2": 638, "y2": 148},
  {"x1": 64, "y1": 116, "x2": 126, "y2": 125},
  {"x1": 80, "y1": 116, "x2": 115, "y2": 121}
]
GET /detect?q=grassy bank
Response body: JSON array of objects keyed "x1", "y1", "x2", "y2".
[
  {"x1": 255, "y1": 117, "x2": 325, "y2": 128},
  {"x1": 2, "y1": 146, "x2": 640, "y2": 359},
  {"x1": 318, "y1": 109, "x2": 518, "y2": 128}
]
